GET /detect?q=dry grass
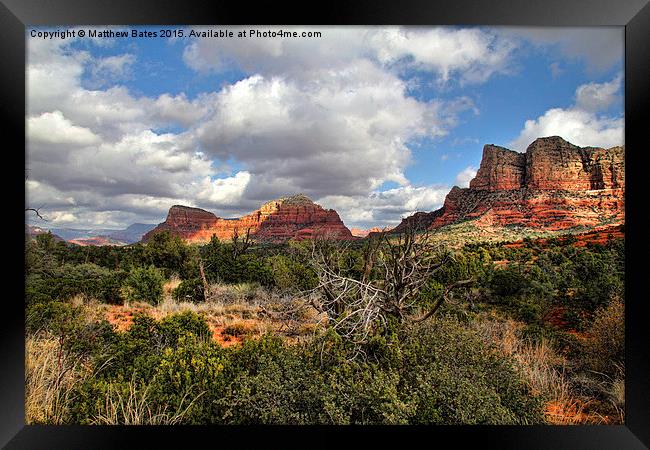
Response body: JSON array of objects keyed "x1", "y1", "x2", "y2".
[
  {"x1": 99, "y1": 282, "x2": 324, "y2": 346},
  {"x1": 25, "y1": 333, "x2": 90, "y2": 424},
  {"x1": 471, "y1": 315, "x2": 614, "y2": 425},
  {"x1": 90, "y1": 376, "x2": 201, "y2": 425}
]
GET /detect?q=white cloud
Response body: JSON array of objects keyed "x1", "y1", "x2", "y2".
[
  {"x1": 318, "y1": 184, "x2": 449, "y2": 229},
  {"x1": 87, "y1": 53, "x2": 136, "y2": 87},
  {"x1": 455, "y1": 166, "x2": 477, "y2": 188},
  {"x1": 509, "y1": 75, "x2": 624, "y2": 151},
  {"x1": 195, "y1": 171, "x2": 251, "y2": 207},
  {"x1": 501, "y1": 27, "x2": 623, "y2": 73},
  {"x1": 28, "y1": 111, "x2": 100, "y2": 146},
  {"x1": 369, "y1": 27, "x2": 516, "y2": 84},
  {"x1": 183, "y1": 26, "x2": 516, "y2": 85},
  {"x1": 191, "y1": 64, "x2": 472, "y2": 202},
  {"x1": 575, "y1": 74, "x2": 622, "y2": 112}
]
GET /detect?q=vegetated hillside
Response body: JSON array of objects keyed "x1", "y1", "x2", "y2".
[{"x1": 25, "y1": 222, "x2": 625, "y2": 425}]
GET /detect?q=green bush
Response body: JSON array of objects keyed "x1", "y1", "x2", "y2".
[
  {"x1": 159, "y1": 311, "x2": 212, "y2": 347},
  {"x1": 143, "y1": 231, "x2": 193, "y2": 278},
  {"x1": 25, "y1": 263, "x2": 127, "y2": 305},
  {"x1": 267, "y1": 254, "x2": 318, "y2": 291},
  {"x1": 396, "y1": 318, "x2": 543, "y2": 424},
  {"x1": 123, "y1": 266, "x2": 165, "y2": 305},
  {"x1": 172, "y1": 278, "x2": 205, "y2": 303}
]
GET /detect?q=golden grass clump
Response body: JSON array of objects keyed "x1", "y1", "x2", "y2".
[{"x1": 25, "y1": 333, "x2": 89, "y2": 424}]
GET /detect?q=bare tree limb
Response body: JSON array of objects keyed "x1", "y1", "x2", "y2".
[
  {"x1": 413, "y1": 278, "x2": 475, "y2": 323},
  {"x1": 25, "y1": 207, "x2": 48, "y2": 221}
]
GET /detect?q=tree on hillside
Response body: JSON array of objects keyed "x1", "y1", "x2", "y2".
[{"x1": 143, "y1": 231, "x2": 192, "y2": 277}]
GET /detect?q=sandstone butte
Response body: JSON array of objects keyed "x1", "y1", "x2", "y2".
[
  {"x1": 392, "y1": 136, "x2": 624, "y2": 233},
  {"x1": 142, "y1": 194, "x2": 355, "y2": 243}
]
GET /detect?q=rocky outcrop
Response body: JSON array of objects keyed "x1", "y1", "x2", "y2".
[
  {"x1": 143, "y1": 194, "x2": 354, "y2": 243},
  {"x1": 394, "y1": 137, "x2": 624, "y2": 233},
  {"x1": 390, "y1": 210, "x2": 444, "y2": 234},
  {"x1": 470, "y1": 137, "x2": 624, "y2": 192},
  {"x1": 469, "y1": 145, "x2": 526, "y2": 191}
]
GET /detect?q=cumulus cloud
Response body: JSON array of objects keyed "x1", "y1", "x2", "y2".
[
  {"x1": 191, "y1": 67, "x2": 466, "y2": 203},
  {"x1": 28, "y1": 111, "x2": 100, "y2": 146},
  {"x1": 369, "y1": 27, "x2": 516, "y2": 84},
  {"x1": 318, "y1": 184, "x2": 449, "y2": 229},
  {"x1": 86, "y1": 53, "x2": 136, "y2": 87},
  {"x1": 455, "y1": 166, "x2": 478, "y2": 188},
  {"x1": 501, "y1": 27, "x2": 623, "y2": 73},
  {"x1": 183, "y1": 26, "x2": 516, "y2": 85},
  {"x1": 509, "y1": 75, "x2": 624, "y2": 151},
  {"x1": 575, "y1": 74, "x2": 622, "y2": 113}
]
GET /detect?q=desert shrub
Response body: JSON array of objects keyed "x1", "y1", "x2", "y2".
[
  {"x1": 583, "y1": 298, "x2": 624, "y2": 377},
  {"x1": 25, "y1": 300, "x2": 84, "y2": 336},
  {"x1": 123, "y1": 266, "x2": 165, "y2": 305},
  {"x1": 172, "y1": 278, "x2": 205, "y2": 303},
  {"x1": 143, "y1": 231, "x2": 193, "y2": 278},
  {"x1": 200, "y1": 236, "x2": 274, "y2": 286},
  {"x1": 222, "y1": 323, "x2": 249, "y2": 337},
  {"x1": 396, "y1": 317, "x2": 543, "y2": 424},
  {"x1": 209, "y1": 335, "x2": 324, "y2": 424},
  {"x1": 488, "y1": 266, "x2": 529, "y2": 298},
  {"x1": 25, "y1": 263, "x2": 127, "y2": 305},
  {"x1": 310, "y1": 356, "x2": 412, "y2": 424},
  {"x1": 159, "y1": 311, "x2": 212, "y2": 347},
  {"x1": 267, "y1": 254, "x2": 318, "y2": 291},
  {"x1": 148, "y1": 335, "x2": 227, "y2": 424}
]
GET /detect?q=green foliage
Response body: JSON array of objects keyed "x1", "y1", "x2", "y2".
[
  {"x1": 159, "y1": 311, "x2": 212, "y2": 347},
  {"x1": 267, "y1": 254, "x2": 317, "y2": 291},
  {"x1": 61, "y1": 312, "x2": 543, "y2": 425},
  {"x1": 26, "y1": 300, "x2": 84, "y2": 335},
  {"x1": 123, "y1": 266, "x2": 165, "y2": 305},
  {"x1": 200, "y1": 235, "x2": 274, "y2": 286},
  {"x1": 143, "y1": 231, "x2": 193, "y2": 278},
  {"x1": 149, "y1": 334, "x2": 226, "y2": 423},
  {"x1": 26, "y1": 263, "x2": 127, "y2": 306},
  {"x1": 172, "y1": 278, "x2": 205, "y2": 303},
  {"x1": 397, "y1": 318, "x2": 543, "y2": 424}
]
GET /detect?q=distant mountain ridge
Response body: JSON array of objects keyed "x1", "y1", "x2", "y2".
[{"x1": 29, "y1": 223, "x2": 157, "y2": 245}]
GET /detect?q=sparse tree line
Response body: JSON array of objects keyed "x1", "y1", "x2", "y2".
[{"x1": 25, "y1": 225, "x2": 625, "y2": 424}]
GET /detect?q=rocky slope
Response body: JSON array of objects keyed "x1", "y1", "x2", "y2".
[
  {"x1": 143, "y1": 194, "x2": 354, "y2": 243},
  {"x1": 394, "y1": 136, "x2": 624, "y2": 233}
]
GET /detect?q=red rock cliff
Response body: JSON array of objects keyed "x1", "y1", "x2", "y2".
[
  {"x1": 394, "y1": 136, "x2": 624, "y2": 233},
  {"x1": 143, "y1": 194, "x2": 354, "y2": 243}
]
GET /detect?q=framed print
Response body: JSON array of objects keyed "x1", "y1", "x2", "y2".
[{"x1": 2, "y1": 0, "x2": 649, "y2": 448}]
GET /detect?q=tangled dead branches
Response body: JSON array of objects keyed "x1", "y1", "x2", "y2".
[{"x1": 308, "y1": 225, "x2": 473, "y2": 347}]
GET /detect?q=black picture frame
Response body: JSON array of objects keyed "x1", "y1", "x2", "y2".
[{"x1": 3, "y1": 1, "x2": 649, "y2": 448}]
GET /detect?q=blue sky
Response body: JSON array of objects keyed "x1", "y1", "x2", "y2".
[{"x1": 26, "y1": 26, "x2": 624, "y2": 229}]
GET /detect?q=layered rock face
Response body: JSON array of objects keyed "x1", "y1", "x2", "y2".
[
  {"x1": 469, "y1": 145, "x2": 526, "y2": 191},
  {"x1": 143, "y1": 194, "x2": 354, "y2": 243},
  {"x1": 396, "y1": 137, "x2": 625, "y2": 232}
]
